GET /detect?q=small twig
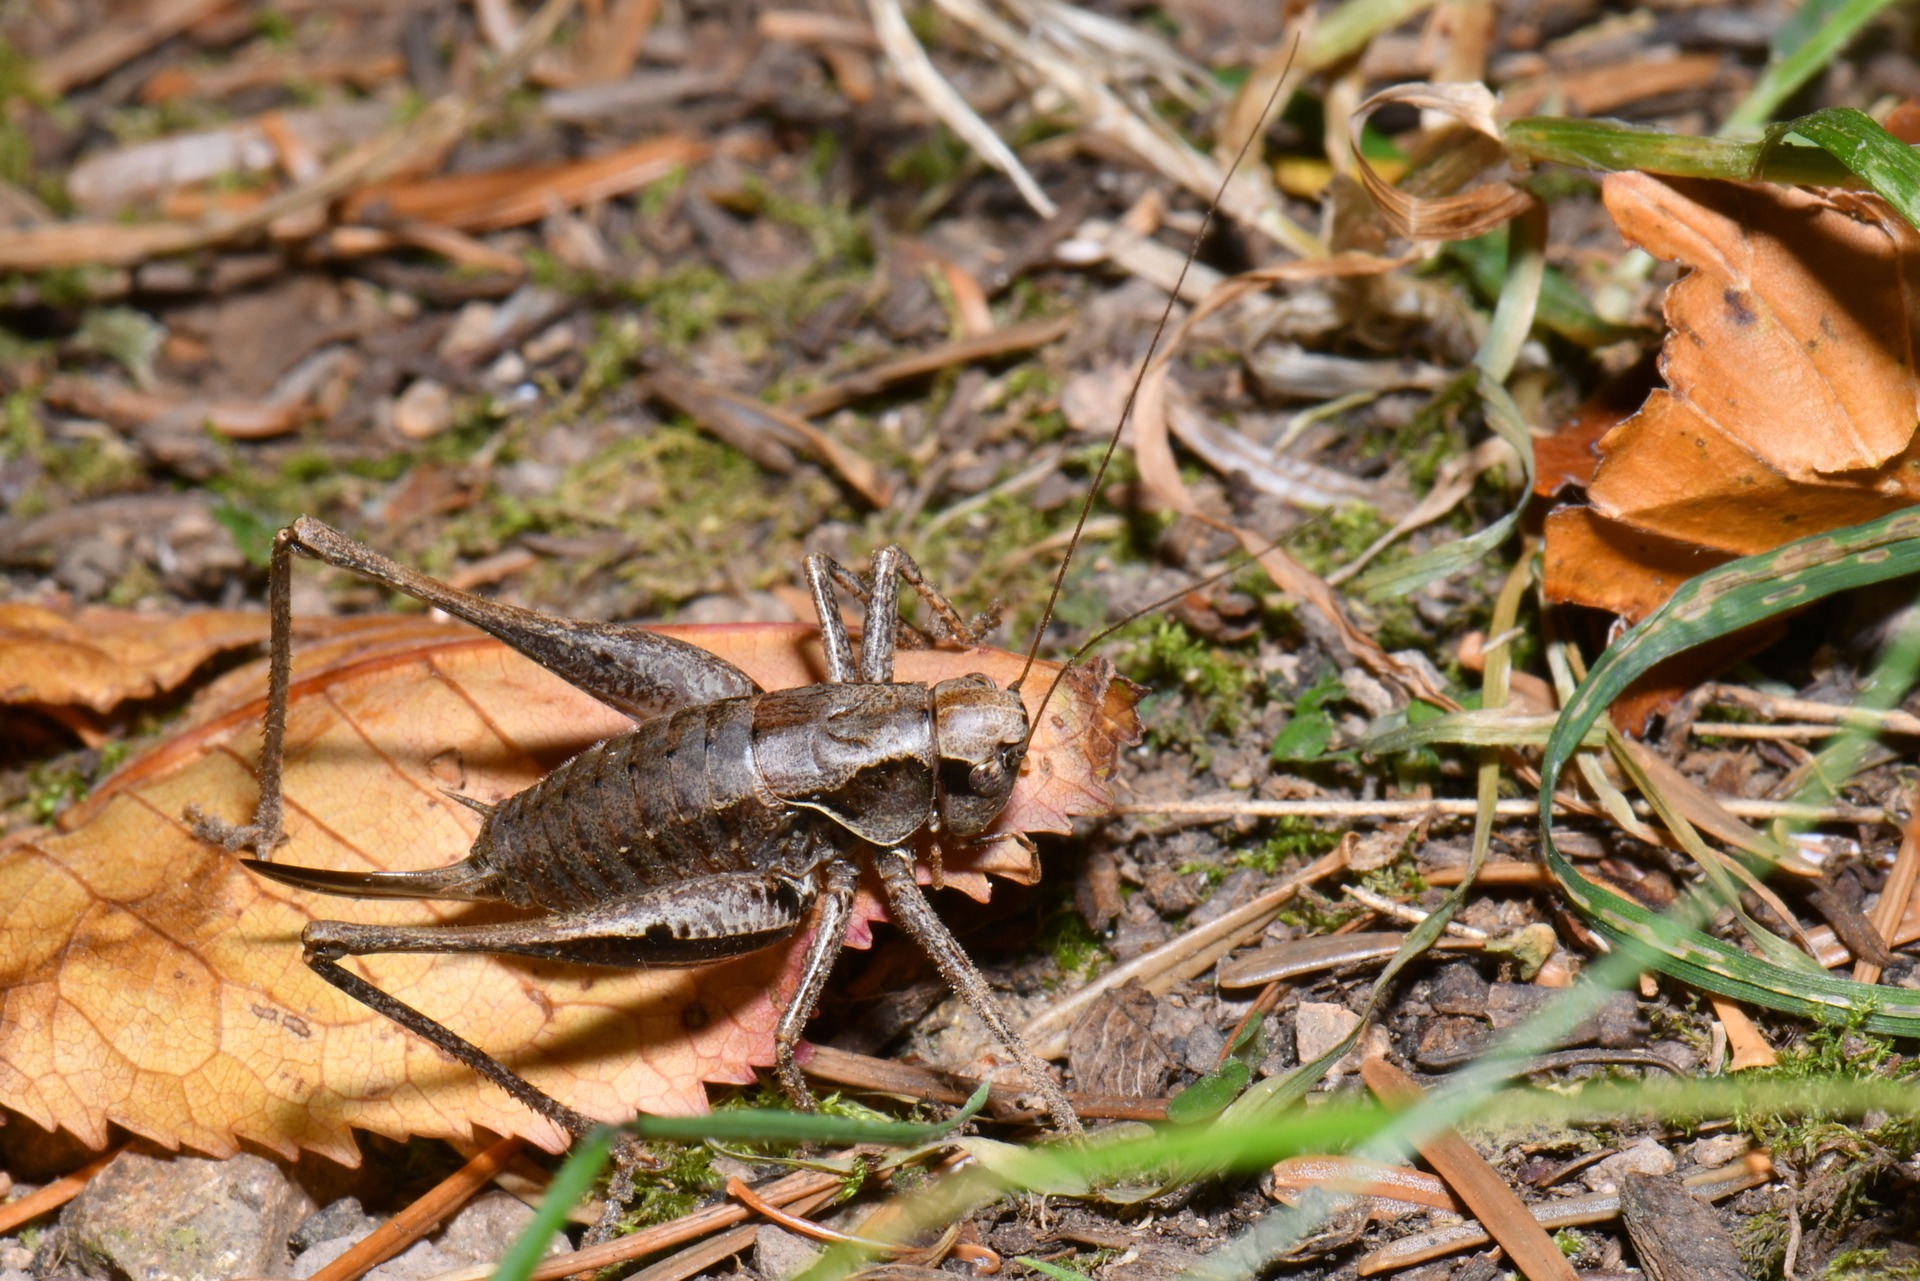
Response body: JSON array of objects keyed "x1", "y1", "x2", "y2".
[
  {"x1": 1690, "y1": 722, "x2": 1862, "y2": 741},
  {"x1": 802, "y1": 1044, "x2": 1169, "y2": 1121},
  {"x1": 1342, "y1": 885, "x2": 1488, "y2": 938},
  {"x1": 1116, "y1": 797, "x2": 1889, "y2": 823},
  {"x1": 1021, "y1": 845, "x2": 1351, "y2": 1058},
  {"x1": 428, "y1": 1168, "x2": 848, "y2": 1281},
  {"x1": 726, "y1": 1176, "x2": 890, "y2": 1249},
  {"x1": 623, "y1": 1186, "x2": 842, "y2": 1281},
  {"x1": 724, "y1": 1175, "x2": 1000, "y2": 1273},
  {"x1": 782, "y1": 316, "x2": 1073, "y2": 419},
  {"x1": 0, "y1": 1145, "x2": 126, "y2": 1235},
  {"x1": 1360, "y1": 1056, "x2": 1578, "y2": 1281},
  {"x1": 1856, "y1": 802, "x2": 1920, "y2": 985},
  {"x1": 1354, "y1": 1152, "x2": 1777, "y2": 1274},
  {"x1": 309, "y1": 1136, "x2": 523, "y2": 1281},
  {"x1": 1705, "y1": 684, "x2": 1920, "y2": 737}
]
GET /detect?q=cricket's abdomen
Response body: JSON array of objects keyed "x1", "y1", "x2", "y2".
[{"x1": 474, "y1": 696, "x2": 813, "y2": 912}]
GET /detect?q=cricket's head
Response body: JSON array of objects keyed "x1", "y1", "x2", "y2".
[{"x1": 931, "y1": 674, "x2": 1030, "y2": 837}]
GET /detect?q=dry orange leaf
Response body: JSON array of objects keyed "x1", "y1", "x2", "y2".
[
  {"x1": 1546, "y1": 173, "x2": 1920, "y2": 619},
  {"x1": 0, "y1": 602, "x2": 269, "y2": 713},
  {"x1": 0, "y1": 618, "x2": 1135, "y2": 1161}
]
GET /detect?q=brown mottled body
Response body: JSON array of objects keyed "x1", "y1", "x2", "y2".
[{"x1": 196, "y1": 516, "x2": 1079, "y2": 1143}]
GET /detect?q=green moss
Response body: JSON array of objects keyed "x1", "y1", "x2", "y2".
[
  {"x1": 1825, "y1": 1249, "x2": 1920, "y2": 1280},
  {"x1": 104, "y1": 556, "x2": 162, "y2": 606},
  {"x1": 1040, "y1": 907, "x2": 1109, "y2": 980},
  {"x1": 610, "y1": 1140, "x2": 720, "y2": 1229},
  {"x1": 1120, "y1": 618, "x2": 1261, "y2": 770},
  {"x1": 1739, "y1": 1206, "x2": 1791, "y2": 1278},
  {"x1": 1274, "y1": 889, "x2": 1362, "y2": 935},
  {"x1": 1737, "y1": 1022, "x2": 1920, "y2": 1273},
  {"x1": 255, "y1": 8, "x2": 297, "y2": 45},
  {"x1": 1243, "y1": 818, "x2": 1340, "y2": 873},
  {"x1": 1184, "y1": 819, "x2": 1344, "y2": 890},
  {"x1": 885, "y1": 129, "x2": 970, "y2": 191},
  {"x1": 49, "y1": 431, "x2": 144, "y2": 498},
  {"x1": 4, "y1": 387, "x2": 42, "y2": 454},
  {"x1": 23, "y1": 740, "x2": 130, "y2": 823},
  {"x1": 103, "y1": 98, "x2": 232, "y2": 147},
  {"x1": 1287, "y1": 503, "x2": 1389, "y2": 578},
  {"x1": 208, "y1": 445, "x2": 358, "y2": 527},
  {"x1": 1393, "y1": 371, "x2": 1477, "y2": 492},
  {"x1": 479, "y1": 419, "x2": 836, "y2": 616},
  {"x1": 1357, "y1": 848, "x2": 1426, "y2": 899},
  {"x1": 637, "y1": 165, "x2": 691, "y2": 220},
  {"x1": 7, "y1": 265, "x2": 102, "y2": 309}
]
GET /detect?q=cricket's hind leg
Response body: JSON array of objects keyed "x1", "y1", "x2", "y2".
[
  {"x1": 192, "y1": 515, "x2": 762, "y2": 860},
  {"x1": 291, "y1": 873, "x2": 813, "y2": 1146}
]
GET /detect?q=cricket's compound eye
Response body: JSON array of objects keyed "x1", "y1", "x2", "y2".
[
  {"x1": 967, "y1": 757, "x2": 1003, "y2": 792},
  {"x1": 931, "y1": 675, "x2": 1030, "y2": 837}
]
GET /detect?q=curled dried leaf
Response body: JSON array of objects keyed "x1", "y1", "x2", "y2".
[
  {"x1": 1547, "y1": 174, "x2": 1920, "y2": 619},
  {"x1": 1349, "y1": 82, "x2": 1536, "y2": 243}
]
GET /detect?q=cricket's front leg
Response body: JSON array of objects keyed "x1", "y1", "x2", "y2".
[{"x1": 871, "y1": 845, "x2": 1083, "y2": 1136}]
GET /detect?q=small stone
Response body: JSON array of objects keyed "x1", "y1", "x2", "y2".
[
  {"x1": 290, "y1": 1197, "x2": 375, "y2": 1253},
  {"x1": 522, "y1": 321, "x2": 577, "y2": 364},
  {"x1": 1141, "y1": 862, "x2": 1198, "y2": 915},
  {"x1": 1294, "y1": 1002, "x2": 1361, "y2": 1065},
  {"x1": 487, "y1": 351, "x2": 527, "y2": 385},
  {"x1": 438, "y1": 301, "x2": 498, "y2": 363},
  {"x1": 37, "y1": 1148, "x2": 312, "y2": 1281},
  {"x1": 436, "y1": 1190, "x2": 566, "y2": 1265},
  {"x1": 1340, "y1": 667, "x2": 1395, "y2": 717},
  {"x1": 0, "y1": 1237, "x2": 32, "y2": 1281},
  {"x1": 1428, "y1": 963, "x2": 1490, "y2": 1017},
  {"x1": 392, "y1": 379, "x2": 454, "y2": 440},
  {"x1": 1687, "y1": 1134, "x2": 1751, "y2": 1169},
  {"x1": 755, "y1": 1225, "x2": 824, "y2": 1281},
  {"x1": 366, "y1": 1239, "x2": 456, "y2": 1281},
  {"x1": 1581, "y1": 1138, "x2": 1675, "y2": 1193}
]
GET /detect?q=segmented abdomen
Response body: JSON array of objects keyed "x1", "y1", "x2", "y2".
[{"x1": 470, "y1": 697, "x2": 814, "y2": 912}]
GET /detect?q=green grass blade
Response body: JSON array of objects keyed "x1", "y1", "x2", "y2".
[
  {"x1": 1540, "y1": 507, "x2": 1920, "y2": 1035},
  {"x1": 622, "y1": 1082, "x2": 991, "y2": 1145},
  {"x1": 490, "y1": 1130, "x2": 613, "y2": 1281},
  {"x1": 1502, "y1": 118, "x2": 1856, "y2": 185},
  {"x1": 1722, "y1": 0, "x2": 1902, "y2": 133},
  {"x1": 490, "y1": 1086, "x2": 989, "y2": 1281},
  {"x1": 1306, "y1": 0, "x2": 1435, "y2": 69},
  {"x1": 1772, "y1": 106, "x2": 1920, "y2": 229},
  {"x1": 1355, "y1": 371, "x2": 1534, "y2": 599}
]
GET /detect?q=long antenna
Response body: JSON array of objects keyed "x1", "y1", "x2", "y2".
[
  {"x1": 1024, "y1": 524, "x2": 1312, "y2": 753},
  {"x1": 1009, "y1": 37, "x2": 1300, "y2": 697}
]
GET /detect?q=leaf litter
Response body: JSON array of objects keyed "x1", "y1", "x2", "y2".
[
  {"x1": 7, "y1": 0, "x2": 1920, "y2": 1278},
  {"x1": 1, "y1": 613, "x2": 1132, "y2": 1160}
]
